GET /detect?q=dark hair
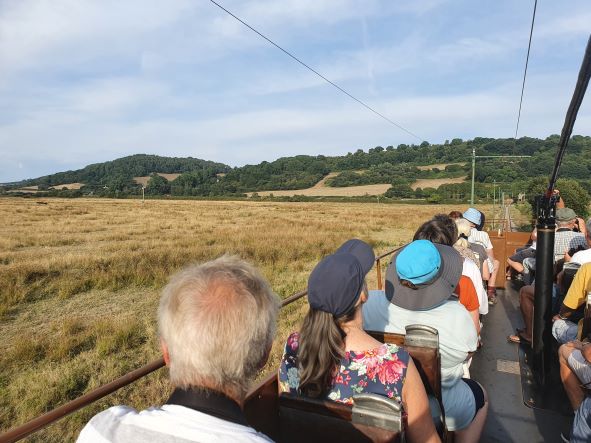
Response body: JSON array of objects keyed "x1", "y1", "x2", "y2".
[
  {"x1": 413, "y1": 214, "x2": 458, "y2": 246},
  {"x1": 448, "y1": 211, "x2": 463, "y2": 220},
  {"x1": 298, "y1": 286, "x2": 362, "y2": 397},
  {"x1": 477, "y1": 211, "x2": 486, "y2": 231}
]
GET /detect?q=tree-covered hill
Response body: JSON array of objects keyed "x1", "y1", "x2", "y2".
[
  {"x1": 17, "y1": 154, "x2": 231, "y2": 196},
  {"x1": 4, "y1": 135, "x2": 591, "y2": 199}
]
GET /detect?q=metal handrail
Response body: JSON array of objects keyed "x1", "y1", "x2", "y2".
[
  {"x1": 2, "y1": 258, "x2": 394, "y2": 441},
  {"x1": 375, "y1": 247, "x2": 401, "y2": 290},
  {"x1": 1, "y1": 358, "x2": 166, "y2": 443},
  {"x1": 0, "y1": 290, "x2": 309, "y2": 443}
]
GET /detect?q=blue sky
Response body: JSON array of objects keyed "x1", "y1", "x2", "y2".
[{"x1": 1, "y1": 0, "x2": 590, "y2": 182}]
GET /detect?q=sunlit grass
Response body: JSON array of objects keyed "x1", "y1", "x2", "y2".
[{"x1": 0, "y1": 197, "x2": 482, "y2": 441}]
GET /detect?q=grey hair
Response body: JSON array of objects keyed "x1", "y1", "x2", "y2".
[
  {"x1": 586, "y1": 218, "x2": 591, "y2": 238},
  {"x1": 158, "y1": 255, "x2": 281, "y2": 396},
  {"x1": 455, "y1": 218, "x2": 472, "y2": 248}
]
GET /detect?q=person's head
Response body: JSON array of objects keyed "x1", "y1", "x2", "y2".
[
  {"x1": 298, "y1": 239, "x2": 375, "y2": 397},
  {"x1": 413, "y1": 214, "x2": 458, "y2": 246},
  {"x1": 556, "y1": 208, "x2": 578, "y2": 229},
  {"x1": 462, "y1": 207, "x2": 481, "y2": 229},
  {"x1": 455, "y1": 218, "x2": 472, "y2": 248},
  {"x1": 385, "y1": 240, "x2": 462, "y2": 311},
  {"x1": 158, "y1": 256, "x2": 281, "y2": 399},
  {"x1": 448, "y1": 210, "x2": 463, "y2": 220},
  {"x1": 586, "y1": 219, "x2": 591, "y2": 245}
]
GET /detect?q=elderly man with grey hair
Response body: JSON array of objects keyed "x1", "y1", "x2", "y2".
[
  {"x1": 553, "y1": 208, "x2": 587, "y2": 263},
  {"x1": 77, "y1": 256, "x2": 281, "y2": 442}
]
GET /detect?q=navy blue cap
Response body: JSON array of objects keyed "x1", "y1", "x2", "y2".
[{"x1": 308, "y1": 239, "x2": 375, "y2": 317}]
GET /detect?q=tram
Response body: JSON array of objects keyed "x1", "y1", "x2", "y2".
[{"x1": 1, "y1": 19, "x2": 591, "y2": 443}]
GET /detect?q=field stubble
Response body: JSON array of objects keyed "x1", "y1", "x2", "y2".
[{"x1": 0, "y1": 198, "x2": 475, "y2": 441}]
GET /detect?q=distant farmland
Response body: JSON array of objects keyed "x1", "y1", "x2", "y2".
[
  {"x1": 133, "y1": 173, "x2": 181, "y2": 187},
  {"x1": 411, "y1": 177, "x2": 466, "y2": 190}
]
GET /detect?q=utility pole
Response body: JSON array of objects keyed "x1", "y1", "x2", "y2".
[
  {"x1": 470, "y1": 148, "x2": 476, "y2": 206},
  {"x1": 492, "y1": 180, "x2": 496, "y2": 229},
  {"x1": 470, "y1": 151, "x2": 530, "y2": 206}
]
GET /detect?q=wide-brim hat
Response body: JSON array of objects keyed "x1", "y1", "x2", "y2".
[{"x1": 385, "y1": 242, "x2": 462, "y2": 311}]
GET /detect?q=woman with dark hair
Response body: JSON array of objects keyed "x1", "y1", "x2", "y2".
[{"x1": 278, "y1": 239, "x2": 439, "y2": 443}]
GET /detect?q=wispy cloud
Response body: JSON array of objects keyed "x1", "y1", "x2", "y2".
[{"x1": 0, "y1": 0, "x2": 590, "y2": 182}]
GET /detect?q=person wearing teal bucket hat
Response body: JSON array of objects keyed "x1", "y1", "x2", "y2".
[{"x1": 363, "y1": 240, "x2": 488, "y2": 440}]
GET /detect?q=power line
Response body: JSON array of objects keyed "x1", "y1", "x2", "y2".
[
  {"x1": 514, "y1": 0, "x2": 538, "y2": 142},
  {"x1": 208, "y1": 0, "x2": 423, "y2": 141}
]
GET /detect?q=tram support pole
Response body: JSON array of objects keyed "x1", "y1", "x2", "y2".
[
  {"x1": 532, "y1": 221, "x2": 555, "y2": 385},
  {"x1": 532, "y1": 34, "x2": 591, "y2": 385}
]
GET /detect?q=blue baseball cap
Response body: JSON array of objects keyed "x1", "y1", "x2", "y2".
[
  {"x1": 463, "y1": 208, "x2": 482, "y2": 226},
  {"x1": 396, "y1": 240, "x2": 441, "y2": 284},
  {"x1": 385, "y1": 240, "x2": 461, "y2": 311},
  {"x1": 308, "y1": 239, "x2": 375, "y2": 317}
]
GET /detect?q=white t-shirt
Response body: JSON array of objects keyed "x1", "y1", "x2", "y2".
[
  {"x1": 463, "y1": 258, "x2": 488, "y2": 315},
  {"x1": 362, "y1": 290, "x2": 478, "y2": 431},
  {"x1": 571, "y1": 248, "x2": 591, "y2": 265},
  {"x1": 468, "y1": 228, "x2": 493, "y2": 251},
  {"x1": 76, "y1": 404, "x2": 273, "y2": 443}
]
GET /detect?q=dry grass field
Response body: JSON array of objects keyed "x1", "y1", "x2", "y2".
[
  {"x1": 411, "y1": 177, "x2": 467, "y2": 190},
  {"x1": 0, "y1": 198, "x2": 480, "y2": 441},
  {"x1": 133, "y1": 173, "x2": 181, "y2": 187},
  {"x1": 415, "y1": 162, "x2": 466, "y2": 171},
  {"x1": 248, "y1": 171, "x2": 394, "y2": 197},
  {"x1": 250, "y1": 183, "x2": 392, "y2": 197}
]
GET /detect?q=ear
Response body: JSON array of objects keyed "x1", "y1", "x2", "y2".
[
  {"x1": 359, "y1": 291, "x2": 368, "y2": 304},
  {"x1": 258, "y1": 343, "x2": 272, "y2": 370},
  {"x1": 161, "y1": 339, "x2": 170, "y2": 366}
]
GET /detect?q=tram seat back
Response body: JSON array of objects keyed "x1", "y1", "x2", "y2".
[
  {"x1": 278, "y1": 392, "x2": 404, "y2": 443},
  {"x1": 562, "y1": 262, "x2": 581, "y2": 295},
  {"x1": 367, "y1": 324, "x2": 442, "y2": 402}
]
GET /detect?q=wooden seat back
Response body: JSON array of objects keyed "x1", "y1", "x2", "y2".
[
  {"x1": 278, "y1": 392, "x2": 404, "y2": 443},
  {"x1": 367, "y1": 325, "x2": 442, "y2": 403}
]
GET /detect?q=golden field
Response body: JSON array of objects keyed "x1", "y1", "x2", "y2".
[{"x1": 0, "y1": 198, "x2": 481, "y2": 441}]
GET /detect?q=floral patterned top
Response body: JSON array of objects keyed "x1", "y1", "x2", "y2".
[{"x1": 278, "y1": 332, "x2": 409, "y2": 405}]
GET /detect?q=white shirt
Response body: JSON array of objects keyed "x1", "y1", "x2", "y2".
[
  {"x1": 571, "y1": 248, "x2": 591, "y2": 265},
  {"x1": 468, "y1": 228, "x2": 493, "y2": 251},
  {"x1": 362, "y1": 290, "x2": 478, "y2": 431},
  {"x1": 462, "y1": 258, "x2": 488, "y2": 315},
  {"x1": 76, "y1": 404, "x2": 273, "y2": 443}
]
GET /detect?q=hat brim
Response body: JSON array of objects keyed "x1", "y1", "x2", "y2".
[
  {"x1": 385, "y1": 243, "x2": 462, "y2": 311},
  {"x1": 463, "y1": 214, "x2": 479, "y2": 225}
]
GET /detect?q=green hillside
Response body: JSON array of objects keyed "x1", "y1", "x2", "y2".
[{"x1": 3, "y1": 135, "x2": 591, "y2": 200}]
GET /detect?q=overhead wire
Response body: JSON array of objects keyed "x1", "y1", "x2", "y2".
[
  {"x1": 208, "y1": 0, "x2": 423, "y2": 142},
  {"x1": 514, "y1": 0, "x2": 538, "y2": 145}
]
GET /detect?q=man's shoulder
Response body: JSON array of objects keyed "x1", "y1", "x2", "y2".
[
  {"x1": 77, "y1": 404, "x2": 273, "y2": 443},
  {"x1": 572, "y1": 249, "x2": 591, "y2": 265}
]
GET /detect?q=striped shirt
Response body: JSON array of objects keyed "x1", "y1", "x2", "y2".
[{"x1": 468, "y1": 229, "x2": 493, "y2": 251}]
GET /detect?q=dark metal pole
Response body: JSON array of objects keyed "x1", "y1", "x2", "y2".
[
  {"x1": 531, "y1": 35, "x2": 591, "y2": 383},
  {"x1": 532, "y1": 223, "x2": 555, "y2": 384}
]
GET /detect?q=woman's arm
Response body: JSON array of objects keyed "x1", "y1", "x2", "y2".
[{"x1": 402, "y1": 358, "x2": 441, "y2": 443}]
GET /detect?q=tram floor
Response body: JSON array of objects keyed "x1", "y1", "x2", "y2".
[{"x1": 470, "y1": 283, "x2": 573, "y2": 443}]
